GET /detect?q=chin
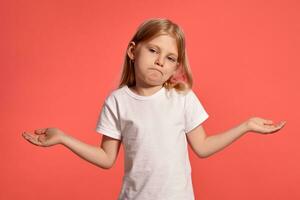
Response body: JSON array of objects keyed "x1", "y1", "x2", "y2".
[{"x1": 146, "y1": 80, "x2": 164, "y2": 86}]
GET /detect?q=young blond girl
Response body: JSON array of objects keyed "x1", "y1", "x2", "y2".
[{"x1": 22, "y1": 18, "x2": 286, "y2": 200}]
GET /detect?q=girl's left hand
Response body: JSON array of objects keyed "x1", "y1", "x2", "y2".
[{"x1": 245, "y1": 117, "x2": 286, "y2": 134}]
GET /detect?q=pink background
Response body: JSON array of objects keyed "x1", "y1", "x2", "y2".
[{"x1": 1, "y1": 0, "x2": 299, "y2": 199}]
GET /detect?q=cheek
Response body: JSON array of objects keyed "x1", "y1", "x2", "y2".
[
  {"x1": 136, "y1": 53, "x2": 153, "y2": 66},
  {"x1": 162, "y1": 70, "x2": 175, "y2": 80},
  {"x1": 167, "y1": 66, "x2": 178, "y2": 75},
  {"x1": 144, "y1": 53, "x2": 156, "y2": 63}
]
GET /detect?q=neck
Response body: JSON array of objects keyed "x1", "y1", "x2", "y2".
[{"x1": 130, "y1": 85, "x2": 163, "y2": 96}]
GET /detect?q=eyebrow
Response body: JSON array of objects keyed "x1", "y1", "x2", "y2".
[{"x1": 147, "y1": 43, "x2": 178, "y2": 58}]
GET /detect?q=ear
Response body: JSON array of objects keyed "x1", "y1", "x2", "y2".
[{"x1": 127, "y1": 41, "x2": 136, "y2": 60}]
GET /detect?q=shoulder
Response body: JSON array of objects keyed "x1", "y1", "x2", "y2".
[
  {"x1": 165, "y1": 87, "x2": 192, "y2": 97},
  {"x1": 169, "y1": 88, "x2": 204, "y2": 108},
  {"x1": 169, "y1": 88, "x2": 195, "y2": 101},
  {"x1": 104, "y1": 85, "x2": 127, "y2": 104}
]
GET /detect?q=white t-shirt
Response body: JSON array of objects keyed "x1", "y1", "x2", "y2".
[{"x1": 95, "y1": 85, "x2": 209, "y2": 200}]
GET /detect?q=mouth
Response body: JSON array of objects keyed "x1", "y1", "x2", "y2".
[{"x1": 149, "y1": 68, "x2": 163, "y2": 75}]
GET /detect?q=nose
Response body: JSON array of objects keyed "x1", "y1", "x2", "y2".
[{"x1": 155, "y1": 55, "x2": 164, "y2": 67}]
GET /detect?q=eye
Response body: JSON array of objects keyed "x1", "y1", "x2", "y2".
[
  {"x1": 149, "y1": 48, "x2": 157, "y2": 53},
  {"x1": 168, "y1": 57, "x2": 177, "y2": 62}
]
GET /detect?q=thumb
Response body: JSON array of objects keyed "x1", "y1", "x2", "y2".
[
  {"x1": 37, "y1": 135, "x2": 48, "y2": 145},
  {"x1": 263, "y1": 119, "x2": 274, "y2": 125}
]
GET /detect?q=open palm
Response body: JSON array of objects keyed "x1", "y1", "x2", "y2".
[
  {"x1": 22, "y1": 127, "x2": 65, "y2": 147},
  {"x1": 246, "y1": 117, "x2": 286, "y2": 134}
]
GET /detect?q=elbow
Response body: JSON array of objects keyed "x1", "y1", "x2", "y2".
[
  {"x1": 196, "y1": 149, "x2": 211, "y2": 159},
  {"x1": 97, "y1": 152, "x2": 116, "y2": 169},
  {"x1": 98, "y1": 162, "x2": 113, "y2": 170},
  {"x1": 197, "y1": 153, "x2": 209, "y2": 159},
  {"x1": 97, "y1": 159, "x2": 114, "y2": 170},
  {"x1": 101, "y1": 166, "x2": 112, "y2": 170}
]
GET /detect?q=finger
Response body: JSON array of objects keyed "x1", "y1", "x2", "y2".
[
  {"x1": 22, "y1": 132, "x2": 33, "y2": 139},
  {"x1": 23, "y1": 132, "x2": 42, "y2": 146},
  {"x1": 22, "y1": 132, "x2": 37, "y2": 143},
  {"x1": 272, "y1": 121, "x2": 285, "y2": 128},
  {"x1": 266, "y1": 126, "x2": 277, "y2": 133},
  {"x1": 34, "y1": 128, "x2": 47, "y2": 135},
  {"x1": 263, "y1": 119, "x2": 274, "y2": 125},
  {"x1": 258, "y1": 124, "x2": 277, "y2": 133},
  {"x1": 267, "y1": 124, "x2": 284, "y2": 133},
  {"x1": 37, "y1": 135, "x2": 47, "y2": 144},
  {"x1": 280, "y1": 121, "x2": 287, "y2": 126}
]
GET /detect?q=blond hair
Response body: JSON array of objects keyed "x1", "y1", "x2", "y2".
[{"x1": 118, "y1": 18, "x2": 193, "y2": 93}]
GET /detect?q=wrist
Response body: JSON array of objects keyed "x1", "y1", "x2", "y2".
[
  {"x1": 240, "y1": 120, "x2": 251, "y2": 133},
  {"x1": 59, "y1": 133, "x2": 70, "y2": 145}
]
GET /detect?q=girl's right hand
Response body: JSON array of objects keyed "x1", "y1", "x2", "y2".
[{"x1": 22, "y1": 128, "x2": 66, "y2": 147}]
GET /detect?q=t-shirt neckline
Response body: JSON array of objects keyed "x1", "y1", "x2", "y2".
[{"x1": 124, "y1": 85, "x2": 165, "y2": 100}]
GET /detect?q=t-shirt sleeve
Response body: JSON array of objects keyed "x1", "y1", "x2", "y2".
[
  {"x1": 184, "y1": 90, "x2": 209, "y2": 133},
  {"x1": 95, "y1": 97, "x2": 122, "y2": 140}
]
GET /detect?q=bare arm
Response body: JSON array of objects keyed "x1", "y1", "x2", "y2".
[
  {"x1": 187, "y1": 117, "x2": 286, "y2": 158},
  {"x1": 61, "y1": 133, "x2": 121, "y2": 169},
  {"x1": 22, "y1": 128, "x2": 121, "y2": 169}
]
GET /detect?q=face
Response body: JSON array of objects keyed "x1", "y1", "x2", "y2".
[{"x1": 128, "y1": 34, "x2": 179, "y2": 88}]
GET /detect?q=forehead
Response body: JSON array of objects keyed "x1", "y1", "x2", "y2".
[{"x1": 142, "y1": 34, "x2": 178, "y2": 56}]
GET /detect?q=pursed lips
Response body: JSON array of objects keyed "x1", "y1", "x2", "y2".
[{"x1": 149, "y1": 68, "x2": 163, "y2": 75}]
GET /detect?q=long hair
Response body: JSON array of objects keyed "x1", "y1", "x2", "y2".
[{"x1": 118, "y1": 18, "x2": 193, "y2": 93}]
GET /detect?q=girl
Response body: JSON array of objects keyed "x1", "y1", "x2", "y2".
[{"x1": 22, "y1": 18, "x2": 286, "y2": 200}]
